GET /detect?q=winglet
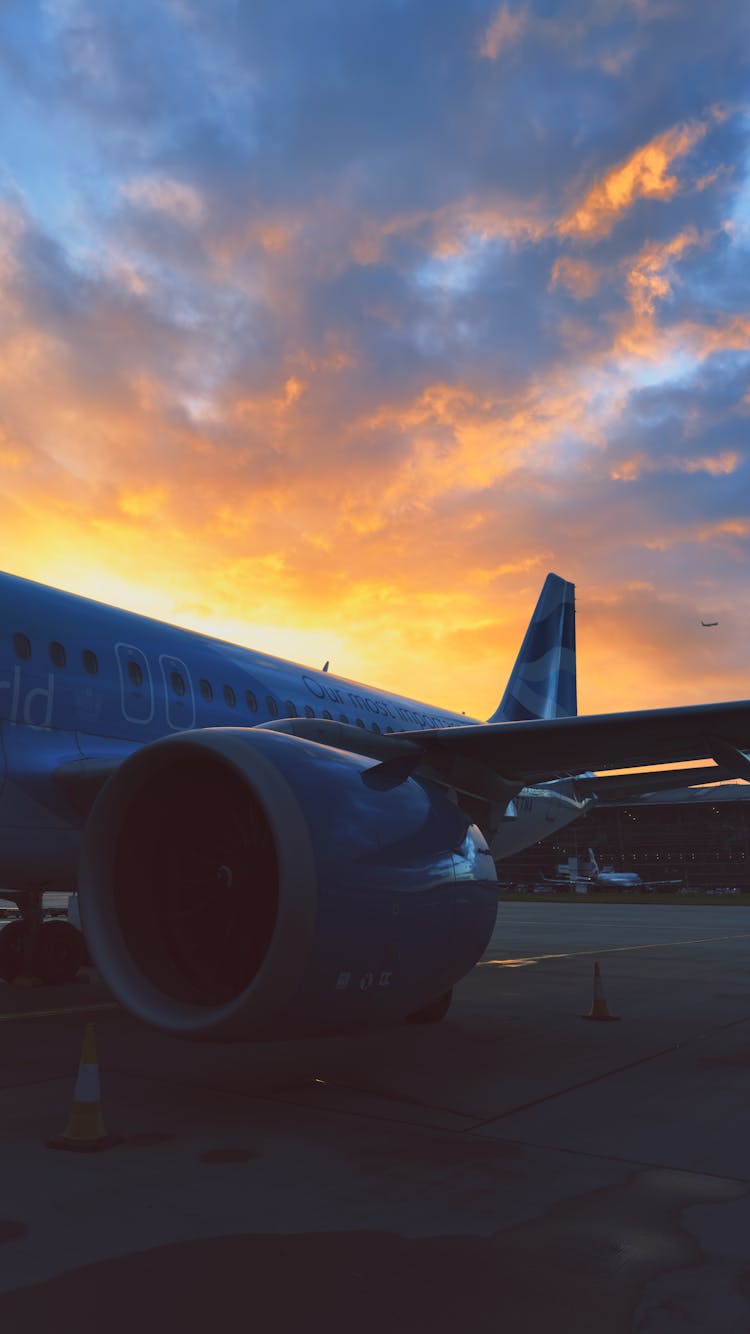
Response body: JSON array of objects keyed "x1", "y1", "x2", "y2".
[{"x1": 488, "y1": 573, "x2": 577, "y2": 722}]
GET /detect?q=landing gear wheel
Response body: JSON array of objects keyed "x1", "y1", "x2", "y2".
[
  {"x1": 0, "y1": 920, "x2": 26, "y2": 982},
  {"x1": 32, "y1": 920, "x2": 84, "y2": 984},
  {"x1": 404, "y1": 988, "x2": 453, "y2": 1024}
]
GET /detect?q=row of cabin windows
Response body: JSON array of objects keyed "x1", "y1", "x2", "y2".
[
  {"x1": 14, "y1": 633, "x2": 99, "y2": 675},
  {"x1": 159, "y1": 677, "x2": 395, "y2": 733},
  {"x1": 11, "y1": 632, "x2": 396, "y2": 733}
]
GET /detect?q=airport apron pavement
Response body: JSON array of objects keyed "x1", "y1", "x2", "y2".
[{"x1": 1, "y1": 903, "x2": 750, "y2": 1333}]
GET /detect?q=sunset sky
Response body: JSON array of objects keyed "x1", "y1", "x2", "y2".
[{"x1": 0, "y1": 0, "x2": 748, "y2": 719}]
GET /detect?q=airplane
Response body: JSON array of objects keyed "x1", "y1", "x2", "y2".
[
  {"x1": 0, "y1": 568, "x2": 749, "y2": 1038},
  {"x1": 535, "y1": 850, "x2": 682, "y2": 895},
  {"x1": 701, "y1": 621, "x2": 719, "y2": 628},
  {"x1": 586, "y1": 861, "x2": 643, "y2": 891},
  {"x1": 583, "y1": 849, "x2": 681, "y2": 893},
  {"x1": 0, "y1": 570, "x2": 587, "y2": 987}
]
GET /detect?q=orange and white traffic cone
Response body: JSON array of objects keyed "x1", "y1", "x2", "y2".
[
  {"x1": 581, "y1": 961, "x2": 620, "y2": 1022},
  {"x1": 48, "y1": 1023, "x2": 119, "y2": 1151}
]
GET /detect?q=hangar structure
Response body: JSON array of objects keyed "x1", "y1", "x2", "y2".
[{"x1": 502, "y1": 781, "x2": 750, "y2": 892}]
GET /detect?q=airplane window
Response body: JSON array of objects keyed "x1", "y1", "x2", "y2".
[
  {"x1": 266, "y1": 695, "x2": 279, "y2": 718},
  {"x1": 370, "y1": 721, "x2": 381, "y2": 734},
  {"x1": 49, "y1": 641, "x2": 66, "y2": 668},
  {"x1": 284, "y1": 700, "x2": 298, "y2": 717},
  {"x1": 171, "y1": 671, "x2": 186, "y2": 697},
  {"x1": 82, "y1": 649, "x2": 98, "y2": 675},
  {"x1": 127, "y1": 660, "x2": 143, "y2": 687},
  {"x1": 304, "y1": 704, "x2": 315, "y2": 719},
  {"x1": 13, "y1": 633, "x2": 31, "y2": 660},
  {"x1": 223, "y1": 685, "x2": 236, "y2": 707},
  {"x1": 245, "y1": 690, "x2": 257, "y2": 712},
  {"x1": 355, "y1": 718, "x2": 365, "y2": 728},
  {"x1": 322, "y1": 709, "x2": 332, "y2": 720},
  {"x1": 199, "y1": 679, "x2": 213, "y2": 701},
  {"x1": 339, "y1": 714, "x2": 349, "y2": 725}
]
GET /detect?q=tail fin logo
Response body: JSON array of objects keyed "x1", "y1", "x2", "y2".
[{"x1": 489, "y1": 573, "x2": 577, "y2": 723}]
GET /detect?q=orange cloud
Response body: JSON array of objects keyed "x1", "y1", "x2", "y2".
[
  {"x1": 351, "y1": 194, "x2": 549, "y2": 268},
  {"x1": 697, "y1": 518, "x2": 750, "y2": 540},
  {"x1": 681, "y1": 452, "x2": 740, "y2": 476},
  {"x1": 349, "y1": 373, "x2": 596, "y2": 520},
  {"x1": 610, "y1": 310, "x2": 750, "y2": 373},
  {"x1": 207, "y1": 214, "x2": 300, "y2": 268},
  {"x1": 479, "y1": 5, "x2": 526, "y2": 59},
  {"x1": 692, "y1": 317, "x2": 750, "y2": 356},
  {"x1": 439, "y1": 199, "x2": 549, "y2": 249},
  {"x1": 283, "y1": 376, "x2": 307, "y2": 405},
  {"x1": 610, "y1": 454, "x2": 649, "y2": 482},
  {"x1": 549, "y1": 256, "x2": 600, "y2": 299},
  {"x1": 607, "y1": 227, "x2": 719, "y2": 365},
  {"x1": 624, "y1": 227, "x2": 701, "y2": 318},
  {"x1": 643, "y1": 517, "x2": 750, "y2": 552},
  {"x1": 558, "y1": 109, "x2": 725, "y2": 240},
  {"x1": 611, "y1": 451, "x2": 740, "y2": 482}
]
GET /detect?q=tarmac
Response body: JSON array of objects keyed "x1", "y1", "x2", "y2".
[{"x1": 2, "y1": 902, "x2": 750, "y2": 1333}]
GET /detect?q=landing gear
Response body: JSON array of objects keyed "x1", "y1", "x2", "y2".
[
  {"x1": 32, "y1": 920, "x2": 85, "y2": 984},
  {"x1": 404, "y1": 988, "x2": 453, "y2": 1024},
  {"x1": 0, "y1": 890, "x2": 84, "y2": 984},
  {"x1": 0, "y1": 920, "x2": 26, "y2": 982}
]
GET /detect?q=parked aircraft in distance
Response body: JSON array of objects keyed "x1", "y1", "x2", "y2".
[
  {"x1": 534, "y1": 849, "x2": 683, "y2": 894},
  {"x1": 585, "y1": 850, "x2": 681, "y2": 893},
  {"x1": 1, "y1": 568, "x2": 749, "y2": 1038}
]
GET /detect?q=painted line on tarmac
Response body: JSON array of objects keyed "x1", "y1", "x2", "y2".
[
  {"x1": 480, "y1": 931, "x2": 750, "y2": 967},
  {"x1": 0, "y1": 1001, "x2": 120, "y2": 1023},
  {"x1": 468, "y1": 1010, "x2": 750, "y2": 1134}
]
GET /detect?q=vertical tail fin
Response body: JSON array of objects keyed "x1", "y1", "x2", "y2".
[{"x1": 488, "y1": 573, "x2": 577, "y2": 722}]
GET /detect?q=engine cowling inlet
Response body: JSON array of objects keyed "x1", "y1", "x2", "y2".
[{"x1": 79, "y1": 727, "x2": 497, "y2": 1040}]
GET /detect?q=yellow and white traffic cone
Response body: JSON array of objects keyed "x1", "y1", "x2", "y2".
[
  {"x1": 581, "y1": 961, "x2": 621, "y2": 1022},
  {"x1": 48, "y1": 1023, "x2": 119, "y2": 1151}
]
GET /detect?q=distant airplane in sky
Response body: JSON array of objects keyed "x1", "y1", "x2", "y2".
[
  {"x1": 0, "y1": 569, "x2": 749, "y2": 1040},
  {"x1": 701, "y1": 620, "x2": 719, "y2": 627}
]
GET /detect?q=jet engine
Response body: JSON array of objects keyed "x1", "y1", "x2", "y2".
[{"x1": 78, "y1": 727, "x2": 498, "y2": 1040}]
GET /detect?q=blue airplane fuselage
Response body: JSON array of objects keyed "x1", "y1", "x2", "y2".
[{"x1": 0, "y1": 570, "x2": 588, "y2": 915}]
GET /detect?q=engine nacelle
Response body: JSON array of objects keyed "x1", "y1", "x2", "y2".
[{"x1": 78, "y1": 727, "x2": 497, "y2": 1040}]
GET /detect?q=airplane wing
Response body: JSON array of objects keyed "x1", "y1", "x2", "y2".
[
  {"x1": 263, "y1": 701, "x2": 750, "y2": 804},
  {"x1": 399, "y1": 699, "x2": 750, "y2": 788},
  {"x1": 574, "y1": 764, "x2": 742, "y2": 802},
  {"x1": 56, "y1": 699, "x2": 750, "y2": 819}
]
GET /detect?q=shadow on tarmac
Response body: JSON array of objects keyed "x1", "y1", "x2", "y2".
[{"x1": 1, "y1": 1168, "x2": 741, "y2": 1334}]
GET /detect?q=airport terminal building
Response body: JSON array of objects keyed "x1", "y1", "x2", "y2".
[{"x1": 502, "y1": 782, "x2": 750, "y2": 891}]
